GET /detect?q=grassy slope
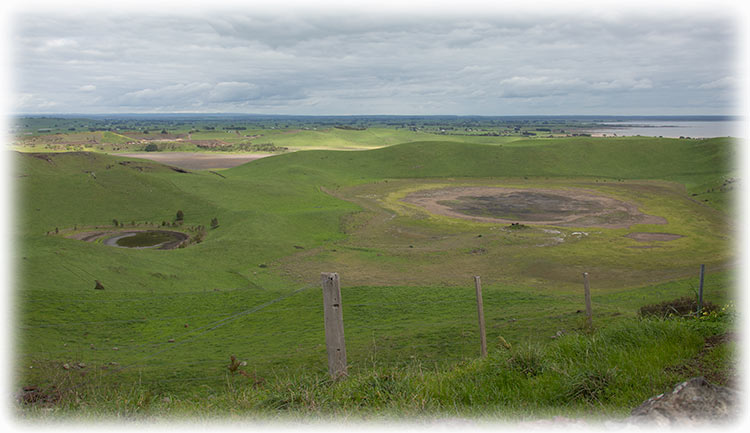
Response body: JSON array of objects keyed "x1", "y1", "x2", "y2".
[
  {"x1": 19, "y1": 316, "x2": 737, "y2": 419},
  {"x1": 257, "y1": 127, "x2": 526, "y2": 150},
  {"x1": 233, "y1": 137, "x2": 734, "y2": 193},
  {"x1": 13, "y1": 127, "x2": 526, "y2": 153},
  {"x1": 13, "y1": 136, "x2": 736, "y2": 417}
]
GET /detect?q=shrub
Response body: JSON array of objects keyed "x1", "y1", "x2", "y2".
[
  {"x1": 639, "y1": 296, "x2": 719, "y2": 318},
  {"x1": 507, "y1": 343, "x2": 545, "y2": 377},
  {"x1": 564, "y1": 367, "x2": 619, "y2": 405}
]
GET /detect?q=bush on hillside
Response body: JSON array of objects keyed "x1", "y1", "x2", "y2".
[{"x1": 639, "y1": 296, "x2": 719, "y2": 318}]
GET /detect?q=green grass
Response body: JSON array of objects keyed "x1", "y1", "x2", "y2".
[
  {"x1": 114, "y1": 231, "x2": 179, "y2": 247},
  {"x1": 101, "y1": 131, "x2": 133, "y2": 145},
  {"x1": 251, "y1": 127, "x2": 525, "y2": 150},
  {"x1": 12, "y1": 125, "x2": 527, "y2": 154},
  {"x1": 18, "y1": 316, "x2": 735, "y2": 420},
  {"x1": 12, "y1": 134, "x2": 737, "y2": 419}
]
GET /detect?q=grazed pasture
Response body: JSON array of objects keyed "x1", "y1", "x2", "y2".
[{"x1": 13, "y1": 134, "x2": 737, "y2": 419}]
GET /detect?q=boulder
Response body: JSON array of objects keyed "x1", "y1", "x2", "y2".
[{"x1": 627, "y1": 377, "x2": 739, "y2": 426}]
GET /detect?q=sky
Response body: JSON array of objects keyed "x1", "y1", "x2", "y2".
[{"x1": 3, "y1": 0, "x2": 748, "y2": 116}]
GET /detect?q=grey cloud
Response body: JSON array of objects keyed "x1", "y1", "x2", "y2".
[
  {"x1": 119, "y1": 83, "x2": 213, "y2": 106},
  {"x1": 697, "y1": 77, "x2": 737, "y2": 90},
  {"x1": 9, "y1": 7, "x2": 742, "y2": 115}
]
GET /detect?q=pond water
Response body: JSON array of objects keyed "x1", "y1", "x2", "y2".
[{"x1": 584, "y1": 120, "x2": 744, "y2": 138}]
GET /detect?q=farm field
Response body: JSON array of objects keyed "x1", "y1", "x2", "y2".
[
  {"x1": 10, "y1": 115, "x2": 595, "y2": 155},
  {"x1": 117, "y1": 152, "x2": 273, "y2": 170},
  {"x1": 12, "y1": 133, "x2": 738, "y2": 420}
]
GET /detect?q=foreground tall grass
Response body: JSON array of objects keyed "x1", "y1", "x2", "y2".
[{"x1": 17, "y1": 313, "x2": 736, "y2": 421}]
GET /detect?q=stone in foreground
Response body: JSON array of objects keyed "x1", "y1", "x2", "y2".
[{"x1": 627, "y1": 377, "x2": 739, "y2": 426}]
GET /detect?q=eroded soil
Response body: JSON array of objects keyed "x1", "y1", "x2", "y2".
[
  {"x1": 117, "y1": 152, "x2": 273, "y2": 170},
  {"x1": 403, "y1": 186, "x2": 666, "y2": 229}
]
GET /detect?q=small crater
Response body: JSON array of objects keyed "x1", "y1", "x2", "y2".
[{"x1": 625, "y1": 232, "x2": 683, "y2": 242}]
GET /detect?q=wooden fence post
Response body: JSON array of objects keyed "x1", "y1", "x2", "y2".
[
  {"x1": 583, "y1": 272, "x2": 593, "y2": 329},
  {"x1": 321, "y1": 272, "x2": 347, "y2": 380},
  {"x1": 474, "y1": 276, "x2": 488, "y2": 357},
  {"x1": 698, "y1": 264, "x2": 705, "y2": 314}
]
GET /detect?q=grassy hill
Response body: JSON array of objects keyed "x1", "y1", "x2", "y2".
[
  {"x1": 233, "y1": 137, "x2": 734, "y2": 209},
  {"x1": 13, "y1": 136, "x2": 737, "y2": 419}
]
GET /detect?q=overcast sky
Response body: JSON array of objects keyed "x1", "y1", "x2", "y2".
[{"x1": 6, "y1": 1, "x2": 746, "y2": 116}]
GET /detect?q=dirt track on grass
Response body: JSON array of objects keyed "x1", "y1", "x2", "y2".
[
  {"x1": 68, "y1": 229, "x2": 188, "y2": 249},
  {"x1": 403, "y1": 186, "x2": 667, "y2": 229}
]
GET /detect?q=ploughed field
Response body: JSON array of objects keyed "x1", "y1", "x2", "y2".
[
  {"x1": 117, "y1": 152, "x2": 272, "y2": 170},
  {"x1": 14, "y1": 136, "x2": 735, "y2": 413}
]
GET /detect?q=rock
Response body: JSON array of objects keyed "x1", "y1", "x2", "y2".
[
  {"x1": 62, "y1": 363, "x2": 70, "y2": 370},
  {"x1": 550, "y1": 330, "x2": 566, "y2": 339},
  {"x1": 627, "y1": 377, "x2": 739, "y2": 426}
]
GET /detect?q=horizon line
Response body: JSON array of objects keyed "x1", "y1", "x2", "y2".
[{"x1": 9, "y1": 113, "x2": 742, "y2": 119}]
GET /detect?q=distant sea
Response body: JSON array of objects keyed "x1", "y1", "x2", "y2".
[{"x1": 584, "y1": 120, "x2": 745, "y2": 138}]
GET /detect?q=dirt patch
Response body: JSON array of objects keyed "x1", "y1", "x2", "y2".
[
  {"x1": 403, "y1": 186, "x2": 666, "y2": 229},
  {"x1": 117, "y1": 152, "x2": 274, "y2": 170},
  {"x1": 30, "y1": 153, "x2": 53, "y2": 163},
  {"x1": 626, "y1": 232, "x2": 683, "y2": 242}
]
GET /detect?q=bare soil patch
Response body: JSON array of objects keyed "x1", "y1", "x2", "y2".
[
  {"x1": 120, "y1": 132, "x2": 186, "y2": 140},
  {"x1": 403, "y1": 186, "x2": 666, "y2": 229},
  {"x1": 626, "y1": 232, "x2": 683, "y2": 242},
  {"x1": 118, "y1": 152, "x2": 273, "y2": 170}
]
